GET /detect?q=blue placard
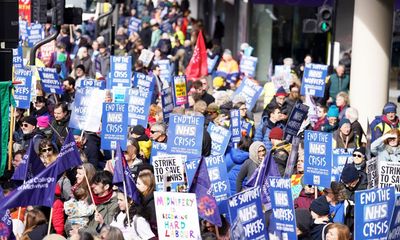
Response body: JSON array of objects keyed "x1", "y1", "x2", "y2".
[
  {"x1": 161, "y1": 87, "x2": 174, "y2": 123},
  {"x1": 166, "y1": 114, "x2": 204, "y2": 158},
  {"x1": 207, "y1": 123, "x2": 231, "y2": 156},
  {"x1": 228, "y1": 187, "x2": 267, "y2": 240},
  {"x1": 388, "y1": 195, "x2": 400, "y2": 240},
  {"x1": 300, "y1": 63, "x2": 328, "y2": 97},
  {"x1": 27, "y1": 23, "x2": 43, "y2": 47},
  {"x1": 240, "y1": 56, "x2": 258, "y2": 77},
  {"x1": 284, "y1": 102, "x2": 309, "y2": 142},
  {"x1": 132, "y1": 72, "x2": 155, "y2": 91},
  {"x1": 355, "y1": 187, "x2": 396, "y2": 240},
  {"x1": 110, "y1": 56, "x2": 132, "y2": 88},
  {"x1": 150, "y1": 142, "x2": 167, "y2": 165},
  {"x1": 101, "y1": 103, "x2": 128, "y2": 150},
  {"x1": 128, "y1": 17, "x2": 141, "y2": 35},
  {"x1": 331, "y1": 148, "x2": 354, "y2": 182},
  {"x1": 19, "y1": 20, "x2": 28, "y2": 41},
  {"x1": 14, "y1": 69, "x2": 32, "y2": 109},
  {"x1": 37, "y1": 67, "x2": 63, "y2": 94},
  {"x1": 230, "y1": 109, "x2": 241, "y2": 144},
  {"x1": 233, "y1": 77, "x2": 263, "y2": 111},
  {"x1": 269, "y1": 177, "x2": 297, "y2": 240},
  {"x1": 207, "y1": 56, "x2": 219, "y2": 74},
  {"x1": 155, "y1": 59, "x2": 172, "y2": 84},
  {"x1": 124, "y1": 87, "x2": 152, "y2": 127},
  {"x1": 303, "y1": 130, "x2": 332, "y2": 188},
  {"x1": 79, "y1": 79, "x2": 106, "y2": 89},
  {"x1": 12, "y1": 47, "x2": 24, "y2": 69}
]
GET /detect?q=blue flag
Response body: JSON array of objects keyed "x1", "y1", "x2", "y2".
[
  {"x1": 246, "y1": 152, "x2": 280, "y2": 211},
  {"x1": 54, "y1": 131, "x2": 83, "y2": 175},
  {"x1": 12, "y1": 141, "x2": 45, "y2": 181},
  {"x1": 189, "y1": 157, "x2": 222, "y2": 227},
  {"x1": 0, "y1": 187, "x2": 15, "y2": 239},
  {"x1": 112, "y1": 143, "x2": 141, "y2": 203}
]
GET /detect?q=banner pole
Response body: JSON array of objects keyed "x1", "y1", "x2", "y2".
[
  {"x1": 122, "y1": 179, "x2": 131, "y2": 226},
  {"x1": 84, "y1": 169, "x2": 96, "y2": 207},
  {"x1": 47, "y1": 208, "x2": 53, "y2": 235},
  {"x1": 314, "y1": 186, "x2": 318, "y2": 199}
]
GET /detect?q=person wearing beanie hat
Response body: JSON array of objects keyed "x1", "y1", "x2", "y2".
[
  {"x1": 321, "y1": 106, "x2": 339, "y2": 133},
  {"x1": 341, "y1": 163, "x2": 367, "y2": 201},
  {"x1": 236, "y1": 141, "x2": 267, "y2": 192},
  {"x1": 20, "y1": 116, "x2": 45, "y2": 154},
  {"x1": 273, "y1": 86, "x2": 288, "y2": 107},
  {"x1": 309, "y1": 196, "x2": 331, "y2": 240},
  {"x1": 213, "y1": 76, "x2": 225, "y2": 90},
  {"x1": 269, "y1": 126, "x2": 292, "y2": 176},
  {"x1": 37, "y1": 115, "x2": 50, "y2": 129},
  {"x1": 32, "y1": 96, "x2": 50, "y2": 119},
  {"x1": 373, "y1": 102, "x2": 400, "y2": 141},
  {"x1": 333, "y1": 118, "x2": 359, "y2": 148},
  {"x1": 296, "y1": 208, "x2": 313, "y2": 239},
  {"x1": 130, "y1": 125, "x2": 146, "y2": 136},
  {"x1": 353, "y1": 146, "x2": 366, "y2": 171},
  {"x1": 269, "y1": 127, "x2": 283, "y2": 141}
]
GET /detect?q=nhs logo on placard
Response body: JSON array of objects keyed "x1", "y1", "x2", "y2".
[
  {"x1": 274, "y1": 191, "x2": 289, "y2": 207},
  {"x1": 238, "y1": 203, "x2": 257, "y2": 224},
  {"x1": 363, "y1": 202, "x2": 388, "y2": 221},
  {"x1": 111, "y1": 141, "x2": 117, "y2": 149},
  {"x1": 313, "y1": 175, "x2": 320, "y2": 185}
]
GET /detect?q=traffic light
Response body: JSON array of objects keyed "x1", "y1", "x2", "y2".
[
  {"x1": 31, "y1": 0, "x2": 51, "y2": 24},
  {"x1": 317, "y1": 5, "x2": 333, "y2": 33},
  {"x1": 31, "y1": 0, "x2": 81, "y2": 25}
]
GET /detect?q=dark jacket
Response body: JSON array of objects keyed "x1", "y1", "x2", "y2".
[
  {"x1": 139, "y1": 26, "x2": 152, "y2": 49},
  {"x1": 28, "y1": 223, "x2": 48, "y2": 240},
  {"x1": 345, "y1": 171, "x2": 368, "y2": 201},
  {"x1": 87, "y1": 195, "x2": 118, "y2": 232},
  {"x1": 51, "y1": 114, "x2": 70, "y2": 148},
  {"x1": 310, "y1": 221, "x2": 329, "y2": 240},
  {"x1": 236, "y1": 159, "x2": 258, "y2": 193},
  {"x1": 142, "y1": 193, "x2": 157, "y2": 236},
  {"x1": 21, "y1": 130, "x2": 45, "y2": 155},
  {"x1": 201, "y1": 92, "x2": 215, "y2": 106}
]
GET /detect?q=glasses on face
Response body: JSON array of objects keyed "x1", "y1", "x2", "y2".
[
  {"x1": 353, "y1": 153, "x2": 364, "y2": 158},
  {"x1": 41, "y1": 147, "x2": 53, "y2": 153},
  {"x1": 150, "y1": 130, "x2": 159, "y2": 134},
  {"x1": 22, "y1": 123, "x2": 30, "y2": 128},
  {"x1": 258, "y1": 149, "x2": 266, "y2": 153}
]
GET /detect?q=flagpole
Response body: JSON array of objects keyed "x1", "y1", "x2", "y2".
[
  {"x1": 17, "y1": 207, "x2": 21, "y2": 220},
  {"x1": 47, "y1": 208, "x2": 53, "y2": 235},
  {"x1": 315, "y1": 186, "x2": 318, "y2": 199},
  {"x1": 83, "y1": 169, "x2": 96, "y2": 206},
  {"x1": 255, "y1": 153, "x2": 269, "y2": 185},
  {"x1": 122, "y1": 179, "x2": 131, "y2": 226},
  {"x1": 8, "y1": 101, "x2": 15, "y2": 170}
]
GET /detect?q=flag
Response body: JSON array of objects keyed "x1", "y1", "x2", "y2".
[
  {"x1": 0, "y1": 187, "x2": 15, "y2": 239},
  {"x1": 12, "y1": 141, "x2": 45, "y2": 181},
  {"x1": 189, "y1": 157, "x2": 222, "y2": 227},
  {"x1": 53, "y1": 131, "x2": 83, "y2": 175},
  {"x1": 185, "y1": 31, "x2": 208, "y2": 81},
  {"x1": 112, "y1": 143, "x2": 140, "y2": 203},
  {"x1": 0, "y1": 82, "x2": 13, "y2": 177},
  {"x1": 246, "y1": 152, "x2": 280, "y2": 211}
]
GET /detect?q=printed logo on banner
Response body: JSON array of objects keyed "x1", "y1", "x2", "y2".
[
  {"x1": 331, "y1": 148, "x2": 354, "y2": 182},
  {"x1": 284, "y1": 102, "x2": 309, "y2": 142},
  {"x1": 268, "y1": 177, "x2": 297, "y2": 240},
  {"x1": 207, "y1": 123, "x2": 231, "y2": 156},
  {"x1": 153, "y1": 155, "x2": 186, "y2": 192},
  {"x1": 300, "y1": 63, "x2": 328, "y2": 97},
  {"x1": 228, "y1": 187, "x2": 267, "y2": 240},
  {"x1": 378, "y1": 160, "x2": 400, "y2": 192},
  {"x1": 167, "y1": 114, "x2": 204, "y2": 158},
  {"x1": 367, "y1": 157, "x2": 378, "y2": 189},
  {"x1": 303, "y1": 130, "x2": 332, "y2": 188},
  {"x1": 37, "y1": 68, "x2": 63, "y2": 94},
  {"x1": 232, "y1": 77, "x2": 263, "y2": 111},
  {"x1": 230, "y1": 109, "x2": 241, "y2": 144},
  {"x1": 388, "y1": 195, "x2": 400, "y2": 240},
  {"x1": 13, "y1": 47, "x2": 24, "y2": 69},
  {"x1": 132, "y1": 72, "x2": 155, "y2": 92},
  {"x1": 172, "y1": 75, "x2": 188, "y2": 106},
  {"x1": 79, "y1": 79, "x2": 106, "y2": 89},
  {"x1": 69, "y1": 88, "x2": 105, "y2": 132},
  {"x1": 154, "y1": 192, "x2": 201, "y2": 239},
  {"x1": 161, "y1": 87, "x2": 174, "y2": 123},
  {"x1": 125, "y1": 87, "x2": 152, "y2": 127},
  {"x1": 240, "y1": 56, "x2": 258, "y2": 77},
  {"x1": 101, "y1": 103, "x2": 128, "y2": 151},
  {"x1": 14, "y1": 69, "x2": 32, "y2": 109},
  {"x1": 110, "y1": 56, "x2": 132, "y2": 88},
  {"x1": 355, "y1": 187, "x2": 396, "y2": 240}
]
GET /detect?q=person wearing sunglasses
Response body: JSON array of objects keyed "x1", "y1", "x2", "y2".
[
  {"x1": 39, "y1": 139, "x2": 58, "y2": 166},
  {"x1": 20, "y1": 116, "x2": 45, "y2": 155},
  {"x1": 352, "y1": 147, "x2": 366, "y2": 172}
]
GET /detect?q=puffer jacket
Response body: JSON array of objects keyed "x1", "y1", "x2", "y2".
[{"x1": 226, "y1": 148, "x2": 249, "y2": 196}]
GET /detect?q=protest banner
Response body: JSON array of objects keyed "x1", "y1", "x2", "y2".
[
  {"x1": 304, "y1": 95, "x2": 319, "y2": 123},
  {"x1": 167, "y1": 114, "x2": 204, "y2": 158},
  {"x1": 207, "y1": 56, "x2": 219, "y2": 74},
  {"x1": 153, "y1": 154, "x2": 186, "y2": 192},
  {"x1": 240, "y1": 56, "x2": 258, "y2": 77},
  {"x1": 132, "y1": 72, "x2": 155, "y2": 92},
  {"x1": 19, "y1": 20, "x2": 28, "y2": 41},
  {"x1": 101, "y1": 103, "x2": 128, "y2": 151},
  {"x1": 230, "y1": 109, "x2": 241, "y2": 144},
  {"x1": 27, "y1": 23, "x2": 43, "y2": 47},
  {"x1": 19, "y1": 0, "x2": 31, "y2": 22},
  {"x1": 14, "y1": 69, "x2": 32, "y2": 109},
  {"x1": 300, "y1": 63, "x2": 328, "y2": 97},
  {"x1": 155, "y1": 59, "x2": 172, "y2": 84},
  {"x1": 12, "y1": 47, "x2": 24, "y2": 69},
  {"x1": 150, "y1": 142, "x2": 168, "y2": 164},
  {"x1": 79, "y1": 79, "x2": 106, "y2": 89},
  {"x1": 331, "y1": 148, "x2": 354, "y2": 182},
  {"x1": 112, "y1": 86, "x2": 127, "y2": 103},
  {"x1": 161, "y1": 86, "x2": 174, "y2": 123},
  {"x1": 228, "y1": 187, "x2": 267, "y2": 240},
  {"x1": 109, "y1": 56, "x2": 132, "y2": 88},
  {"x1": 268, "y1": 177, "x2": 297, "y2": 240},
  {"x1": 355, "y1": 187, "x2": 396, "y2": 240},
  {"x1": 273, "y1": 65, "x2": 291, "y2": 91},
  {"x1": 284, "y1": 102, "x2": 309, "y2": 142},
  {"x1": 39, "y1": 40, "x2": 56, "y2": 67},
  {"x1": 69, "y1": 88, "x2": 105, "y2": 132},
  {"x1": 367, "y1": 157, "x2": 378, "y2": 189},
  {"x1": 303, "y1": 130, "x2": 332, "y2": 188},
  {"x1": 0, "y1": 207, "x2": 12, "y2": 239},
  {"x1": 37, "y1": 67, "x2": 63, "y2": 94},
  {"x1": 207, "y1": 123, "x2": 231, "y2": 156},
  {"x1": 138, "y1": 49, "x2": 155, "y2": 67},
  {"x1": 232, "y1": 77, "x2": 263, "y2": 111},
  {"x1": 378, "y1": 160, "x2": 400, "y2": 192},
  {"x1": 388, "y1": 195, "x2": 400, "y2": 240},
  {"x1": 154, "y1": 192, "x2": 201, "y2": 239},
  {"x1": 128, "y1": 17, "x2": 141, "y2": 35},
  {"x1": 125, "y1": 87, "x2": 152, "y2": 127},
  {"x1": 271, "y1": 75, "x2": 290, "y2": 93},
  {"x1": 172, "y1": 75, "x2": 188, "y2": 106}
]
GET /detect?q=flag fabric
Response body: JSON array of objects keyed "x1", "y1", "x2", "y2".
[
  {"x1": 0, "y1": 82, "x2": 13, "y2": 177},
  {"x1": 189, "y1": 157, "x2": 222, "y2": 227},
  {"x1": 112, "y1": 143, "x2": 141, "y2": 203},
  {"x1": 185, "y1": 31, "x2": 208, "y2": 81},
  {"x1": 0, "y1": 186, "x2": 15, "y2": 239},
  {"x1": 54, "y1": 131, "x2": 83, "y2": 175},
  {"x1": 246, "y1": 152, "x2": 280, "y2": 211},
  {"x1": 11, "y1": 141, "x2": 45, "y2": 181}
]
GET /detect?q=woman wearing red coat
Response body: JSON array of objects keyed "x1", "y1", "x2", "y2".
[{"x1": 52, "y1": 184, "x2": 65, "y2": 235}]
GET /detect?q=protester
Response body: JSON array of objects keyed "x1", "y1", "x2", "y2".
[
  {"x1": 324, "y1": 223, "x2": 351, "y2": 240},
  {"x1": 352, "y1": 146, "x2": 366, "y2": 172},
  {"x1": 309, "y1": 196, "x2": 331, "y2": 240},
  {"x1": 98, "y1": 225, "x2": 124, "y2": 240},
  {"x1": 328, "y1": 64, "x2": 350, "y2": 104},
  {"x1": 321, "y1": 105, "x2": 339, "y2": 132},
  {"x1": 332, "y1": 118, "x2": 359, "y2": 148},
  {"x1": 51, "y1": 102, "x2": 70, "y2": 148},
  {"x1": 335, "y1": 91, "x2": 350, "y2": 120},
  {"x1": 136, "y1": 171, "x2": 157, "y2": 236},
  {"x1": 340, "y1": 164, "x2": 367, "y2": 201},
  {"x1": 372, "y1": 102, "x2": 400, "y2": 141},
  {"x1": 254, "y1": 103, "x2": 284, "y2": 150},
  {"x1": 21, "y1": 208, "x2": 49, "y2": 240},
  {"x1": 371, "y1": 128, "x2": 400, "y2": 162}
]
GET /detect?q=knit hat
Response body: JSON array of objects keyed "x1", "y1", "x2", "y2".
[
  {"x1": 383, "y1": 102, "x2": 397, "y2": 114},
  {"x1": 341, "y1": 164, "x2": 359, "y2": 184},
  {"x1": 295, "y1": 208, "x2": 312, "y2": 236},
  {"x1": 22, "y1": 116, "x2": 37, "y2": 127},
  {"x1": 339, "y1": 118, "x2": 351, "y2": 128},
  {"x1": 310, "y1": 196, "x2": 330, "y2": 216},
  {"x1": 327, "y1": 105, "x2": 339, "y2": 118},
  {"x1": 75, "y1": 64, "x2": 85, "y2": 72},
  {"x1": 131, "y1": 125, "x2": 146, "y2": 135},
  {"x1": 36, "y1": 96, "x2": 46, "y2": 103},
  {"x1": 213, "y1": 76, "x2": 225, "y2": 89},
  {"x1": 275, "y1": 86, "x2": 287, "y2": 97},
  {"x1": 37, "y1": 116, "x2": 50, "y2": 128},
  {"x1": 353, "y1": 146, "x2": 366, "y2": 156},
  {"x1": 249, "y1": 141, "x2": 265, "y2": 165},
  {"x1": 269, "y1": 127, "x2": 284, "y2": 140}
]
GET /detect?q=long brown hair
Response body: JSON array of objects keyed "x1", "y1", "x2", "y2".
[
  {"x1": 383, "y1": 128, "x2": 400, "y2": 146},
  {"x1": 21, "y1": 209, "x2": 47, "y2": 240},
  {"x1": 137, "y1": 171, "x2": 155, "y2": 197},
  {"x1": 325, "y1": 223, "x2": 351, "y2": 240}
]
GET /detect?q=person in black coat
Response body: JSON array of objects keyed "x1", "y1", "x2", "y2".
[
  {"x1": 136, "y1": 171, "x2": 157, "y2": 237},
  {"x1": 192, "y1": 80, "x2": 215, "y2": 106}
]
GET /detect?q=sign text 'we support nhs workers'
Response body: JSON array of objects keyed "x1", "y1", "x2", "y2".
[
  {"x1": 303, "y1": 130, "x2": 332, "y2": 188},
  {"x1": 300, "y1": 63, "x2": 328, "y2": 97}
]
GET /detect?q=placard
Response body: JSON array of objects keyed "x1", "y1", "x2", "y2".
[
  {"x1": 153, "y1": 154, "x2": 186, "y2": 192},
  {"x1": 124, "y1": 87, "x2": 152, "y2": 127},
  {"x1": 100, "y1": 103, "x2": 128, "y2": 150},
  {"x1": 378, "y1": 160, "x2": 400, "y2": 192},
  {"x1": 109, "y1": 56, "x2": 132, "y2": 88},
  {"x1": 240, "y1": 56, "x2": 258, "y2": 77},
  {"x1": 232, "y1": 77, "x2": 262, "y2": 111},
  {"x1": 14, "y1": 69, "x2": 32, "y2": 109},
  {"x1": 207, "y1": 123, "x2": 231, "y2": 156},
  {"x1": 37, "y1": 67, "x2": 63, "y2": 94},
  {"x1": 172, "y1": 75, "x2": 188, "y2": 106},
  {"x1": 230, "y1": 109, "x2": 241, "y2": 144},
  {"x1": 331, "y1": 148, "x2": 354, "y2": 182},
  {"x1": 300, "y1": 63, "x2": 328, "y2": 97},
  {"x1": 284, "y1": 102, "x2": 309, "y2": 142}
]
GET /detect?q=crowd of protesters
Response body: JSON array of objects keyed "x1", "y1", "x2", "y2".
[{"x1": 1, "y1": 0, "x2": 398, "y2": 240}]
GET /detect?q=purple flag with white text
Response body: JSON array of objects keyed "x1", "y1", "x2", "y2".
[
  {"x1": 12, "y1": 141, "x2": 45, "y2": 181},
  {"x1": 0, "y1": 187, "x2": 15, "y2": 239},
  {"x1": 189, "y1": 157, "x2": 222, "y2": 227},
  {"x1": 54, "y1": 131, "x2": 83, "y2": 174}
]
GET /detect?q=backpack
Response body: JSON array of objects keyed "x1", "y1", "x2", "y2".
[{"x1": 369, "y1": 115, "x2": 384, "y2": 142}]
